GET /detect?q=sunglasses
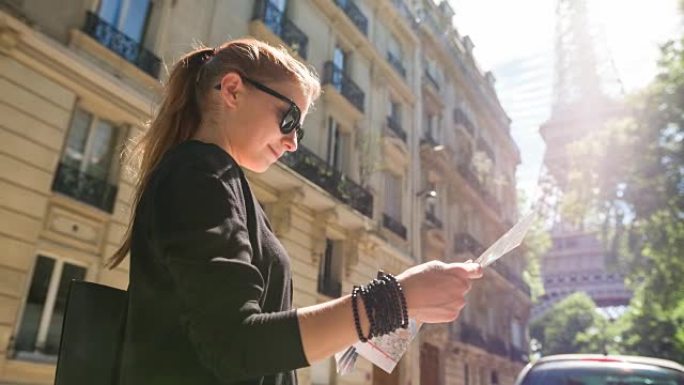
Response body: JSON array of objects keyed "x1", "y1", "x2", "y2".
[{"x1": 214, "y1": 76, "x2": 304, "y2": 141}]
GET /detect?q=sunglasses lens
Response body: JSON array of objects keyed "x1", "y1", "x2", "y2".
[{"x1": 281, "y1": 106, "x2": 300, "y2": 134}]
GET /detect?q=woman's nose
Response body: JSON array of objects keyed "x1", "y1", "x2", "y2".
[{"x1": 282, "y1": 131, "x2": 298, "y2": 152}]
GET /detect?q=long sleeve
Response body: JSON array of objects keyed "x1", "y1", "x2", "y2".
[{"x1": 151, "y1": 163, "x2": 309, "y2": 383}]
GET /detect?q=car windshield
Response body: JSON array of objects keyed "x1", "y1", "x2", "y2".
[{"x1": 520, "y1": 360, "x2": 684, "y2": 385}]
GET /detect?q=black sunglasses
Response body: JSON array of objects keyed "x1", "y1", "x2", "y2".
[{"x1": 214, "y1": 76, "x2": 304, "y2": 141}]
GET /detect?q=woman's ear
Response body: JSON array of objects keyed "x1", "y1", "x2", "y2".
[{"x1": 217, "y1": 72, "x2": 243, "y2": 109}]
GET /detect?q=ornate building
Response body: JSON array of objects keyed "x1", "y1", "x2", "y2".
[{"x1": 0, "y1": 0, "x2": 529, "y2": 384}]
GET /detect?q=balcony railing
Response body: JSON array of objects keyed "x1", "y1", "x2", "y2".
[
  {"x1": 387, "y1": 52, "x2": 407, "y2": 79},
  {"x1": 486, "y1": 336, "x2": 510, "y2": 358},
  {"x1": 386, "y1": 116, "x2": 407, "y2": 143},
  {"x1": 391, "y1": 0, "x2": 419, "y2": 28},
  {"x1": 457, "y1": 164, "x2": 501, "y2": 213},
  {"x1": 425, "y1": 210, "x2": 443, "y2": 229},
  {"x1": 317, "y1": 276, "x2": 342, "y2": 298},
  {"x1": 323, "y1": 61, "x2": 365, "y2": 112},
  {"x1": 453, "y1": 108, "x2": 475, "y2": 136},
  {"x1": 334, "y1": 0, "x2": 368, "y2": 35},
  {"x1": 492, "y1": 262, "x2": 531, "y2": 296},
  {"x1": 82, "y1": 11, "x2": 161, "y2": 78},
  {"x1": 383, "y1": 213, "x2": 407, "y2": 239},
  {"x1": 460, "y1": 323, "x2": 487, "y2": 350},
  {"x1": 420, "y1": 132, "x2": 440, "y2": 148},
  {"x1": 423, "y1": 69, "x2": 440, "y2": 91},
  {"x1": 253, "y1": 0, "x2": 309, "y2": 59},
  {"x1": 453, "y1": 232, "x2": 484, "y2": 256},
  {"x1": 280, "y1": 145, "x2": 373, "y2": 218},
  {"x1": 52, "y1": 162, "x2": 118, "y2": 213},
  {"x1": 509, "y1": 346, "x2": 529, "y2": 363}
]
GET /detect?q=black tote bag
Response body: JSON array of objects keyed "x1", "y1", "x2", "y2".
[{"x1": 54, "y1": 280, "x2": 128, "y2": 385}]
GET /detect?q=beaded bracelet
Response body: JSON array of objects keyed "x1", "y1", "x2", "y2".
[
  {"x1": 351, "y1": 272, "x2": 409, "y2": 342},
  {"x1": 351, "y1": 286, "x2": 367, "y2": 342}
]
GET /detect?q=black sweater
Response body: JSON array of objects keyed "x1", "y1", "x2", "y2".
[{"x1": 119, "y1": 140, "x2": 308, "y2": 385}]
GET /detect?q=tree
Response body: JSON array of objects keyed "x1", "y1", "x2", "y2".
[
  {"x1": 563, "y1": 37, "x2": 684, "y2": 361},
  {"x1": 531, "y1": 293, "x2": 608, "y2": 356}
]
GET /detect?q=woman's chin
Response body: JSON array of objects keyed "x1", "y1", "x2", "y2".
[{"x1": 242, "y1": 159, "x2": 273, "y2": 174}]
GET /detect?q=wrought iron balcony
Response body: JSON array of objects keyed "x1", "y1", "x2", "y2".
[
  {"x1": 317, "y1": 276, "x2": 342, "y2": 298},
  {"x1": 492, "y1": 262, "x2": 531, "y2": 296},
  {"x1": 387, "y1": 52, "x2": 407, "y2": 79},
  {"x1": 420, "y1": 132, "x2": 439, "y2": 148},
  {"x1": 52, "y1": 162, "x2": 118, "y2": 213},
  {"x1": 509, "y1": 346, "x2": 529, "y2": 363},
  {"x1": 322, "y1": 61, "x2": 365, "y2": 112},
  {"x1": 386, "y1": 116, "x2": 407, "y2": 143},
  {"x1": 425, "y1": 210, "x2": 443, "y2": 229},
  {"x1": 253, "y1": 0, "x2": 309, "y2": 59},
  {"x1": 486, "y1": 336, "x2": 510, "y2": 358},
  {"x1": 383, "y1": 213, "x2": 407, "y2": 239},
  {"x1": 280, "y1": 145, "x2": 373, "y2": 218},
  {"x1": 453, "y1": 232, "x2": 484, "y2": 256},
  {"x1": 423, "y1": 69, "x2": 440, "y2": 91},
  {"x1": 453, "y1": 108, "x2": 475, "y2": 136},
  {"x1": 334, "y1": 0, "x2": 368, "y2": 35},
  {"x1": 459, "y1": 323, "x2": 487, "y2": 350},
  {"x1": 82, "y1": 11, "x2": 161, "y2": 78},
  {"x1": 457, "y1": 164, "x2": 502, "y2": 213},
  {"x1": 391, "y1": 0, "x2": 419, "y2": 28}
]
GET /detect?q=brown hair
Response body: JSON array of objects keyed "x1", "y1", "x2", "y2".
[{"x1": 107, "y1": 38, "x2": 321, "y2": 269}]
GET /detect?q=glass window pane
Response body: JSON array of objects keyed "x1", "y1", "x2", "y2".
[
  {"x1": 44, "y1": 263, "x2": 86, "y2": 355},
  {"x1": 62, "y1": 108, "x2": 92, "y2": 169},
  {"x1": 15, "y1": 256, "x2": 55, "y2": 353},
  {"x1": 121, "y1": 0, "x2": 151, "y2": 42},
  {"x1": 98, "y1": 0, "x2": 122, "y2": 25},
  {"x1": 85, "y1": 119, "x2": 116, "y2": 180}
]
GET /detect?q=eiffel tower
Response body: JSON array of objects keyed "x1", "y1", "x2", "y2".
[
  {"x1": 533, "y1": 0, "x2": 632, "y2": 321},
  {"x1": 540, "y1": 0, "x2": 622, "y2": 191}
]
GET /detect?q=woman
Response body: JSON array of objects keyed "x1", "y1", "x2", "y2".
[{"x1": 109, "y1": 38, "x2": 482, "y2": 385}]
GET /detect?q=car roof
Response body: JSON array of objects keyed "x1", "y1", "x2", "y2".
[{"x1": 531, "y1": 354, "x2": 684, "y2": 373}]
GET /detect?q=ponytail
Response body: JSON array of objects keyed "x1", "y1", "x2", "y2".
[{"x1": 106, "y1": 46, "x2": 214, "y2": 268}]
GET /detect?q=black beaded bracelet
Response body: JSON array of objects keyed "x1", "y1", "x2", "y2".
[
  {"x1": 351, "y1": 286, "x2": 367, "y2": 342},
  {"x1": 385, "y1": 273, "x2": 409, "y2": 328},
  {"x1": 360, "y1": 285, "x2": 376, "y2": 340},
  {"x1": 351, "y1": 271, "x2": 409, "y2": 341}
]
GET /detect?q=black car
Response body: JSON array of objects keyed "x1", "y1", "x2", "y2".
[{"x1": 515, "y1": 354, "x2": 684, "y2": 385}]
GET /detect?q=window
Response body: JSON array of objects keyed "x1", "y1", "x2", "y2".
[
  {"x1": 326, "y1": 117, "x2": 349, "y2": 174},
  {"x1": 388, "y1": 33, "x2": 403, "y2": 61},
  {"x1": 487, "y1": 307, "x2": 496, "y2": 335},
  {"x1": 317, "y1": 239, "x2": 342, "y2": 298},
  {"x1": 14, "y1": 255, "x2": 86, "y2": 362},
  {"x1": 465, "y1": 363, "x2": 470, "y2": 385},
  {"x1": 511, "y1": 318, "x2": 523, "y2": 348},
  {"x1": 384, "y1": 172, "x2": 402, "y2": 221},
  {"x1": 491, "y1": 371, "x2": 499, "y2": 385},
  {"x1": 389, "y1": 99, "x2": 402, "y2": 124},
  {"x1": 332, "y1": 45, "x2": 348, "y2": 89},
  {"x1": 53, "y1": 107, "x2": 123, "y2": 212},
  {"x1": 99, "y1": 0, "x2": 152, "y2": 43}
]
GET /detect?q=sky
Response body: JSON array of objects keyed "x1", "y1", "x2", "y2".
[{"x1": 448, "y1": 0, "x2": 682, "y2": 200}]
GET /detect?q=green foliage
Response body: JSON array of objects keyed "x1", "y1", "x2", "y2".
[
  {"x1": 518, "y1": 190, "x2": 552, "y2": 301},
  {"x1": 562, "y1": 37, "x2": 684, "y2": 360},
  {"x1": 531, "y1": 293, "x2": 609, "y2": 356}
]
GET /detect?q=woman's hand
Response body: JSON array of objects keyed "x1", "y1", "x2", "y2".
[{"x1": 397, "y1": 260, "x2": 483, "y2": 323}]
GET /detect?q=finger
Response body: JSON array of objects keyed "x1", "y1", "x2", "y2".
[{"x1": 448, "y1": 262, "x2": 483, "y2": 279}]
